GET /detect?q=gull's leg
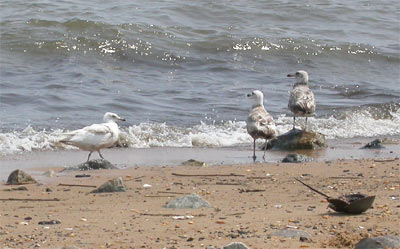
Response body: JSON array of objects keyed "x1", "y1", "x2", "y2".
[
  {"x1": 87, "y1": 151, "x2": 93, "y2": 162},
  {"x1": 262, "y1": 140, "x2": 268, "y2": 161},
  {"x1": 292, "y1": 116, "x2": 296, "y2": 130},
  {"x1": 252, "y1": 139, "x2": 257, "y2": 162},
  {"x1": 98, "y1": 150, "x2": 105, "y2": 160},
  {"x1": 305, "y1": 117, "x2": 308, "y2": 131}
]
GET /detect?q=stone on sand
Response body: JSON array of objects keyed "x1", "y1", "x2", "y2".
[
  {"x1": 6, "y1": 169, "x2": 37, "y2": 185},
  {"x1": 355, "y1": 236, "x2": 400, "y2": 249},
  {"x1": 164, "y1": 194, "x2": 211, "y2": 209},
  {"x1": 266, "y1": 129, "x2": 327, "y2": 150},
  {"x1": 62, "y1": 159, "x2": 118, "y2": 171},
  {"x1": 222, "y1": 242, "x2": 251, "y2": 249},
  {"x1": 269, "y1": 229, "x2": 311, "y2": 238},
  {"x1": 282, "y1": 153, "x2": 314, "y2": 163},
  {"x1": 91, "y1": 177, "x2": 126, "y2": 193}
]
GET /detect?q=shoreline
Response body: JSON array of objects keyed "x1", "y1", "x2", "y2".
[
  {"x1": 0, "y1": 158, "x2": 399, "y2": 248},
  {"x1": 0, "y1": 136, "x2": 399, "y2": 181}
]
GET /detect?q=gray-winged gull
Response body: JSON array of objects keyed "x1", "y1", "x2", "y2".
[
  {"x1": 287, "y1": 70, "x2": 316, "y2": 130},
  {"x1": 246, "y1": 90, "x2": 277, "y2": 162}
]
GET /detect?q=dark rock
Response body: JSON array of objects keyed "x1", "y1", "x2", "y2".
[
  {"x1": 38, "y1": 220, "x2": 61, "y2": 225},
  {"x1": 269, "y1": 229, "x2": 311, "y2": 238},
  {"x1": 355, "y1": 236, "x2": 400, "y2": 249},
  {"x1": 24, "y1": 217, "x2": 32, "y2": 220},
  {"x1": 266, "y1": 129, "x2": 327, "y2": 150},
  {"x1": 164, "y1": 194, "x2": 211, "y2": 209},
  {"x1": 361, "y1": 139, "x2": 385, "y2": 149},
  {"x1": 300, "y1": 236, "x2": 309, "y2": 242},
  {"x1": 6, "y1": 170, "x2": 37, "y2": 185},
  {"x1": 282, "y1": 154, "x2": 314, "y2": 163},
  {"x1": 222, "y1": 242, "x2": 251, "y2": 249},
  {"x1": 62, "y1": 159, "x2": 117, "y2": 171},
  {"x1": 75, "y1": 174, "x2": 91, "y2": 178},
  {"x1": 91, "y1": 177, "x2": 126, "y2": 193},
  {"x1": 45, "y1": 187, "x2": 52, "y2": 192}
]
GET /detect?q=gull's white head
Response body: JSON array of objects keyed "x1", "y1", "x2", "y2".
[
  {"x1": 103, "y1": 112, "x2": 126, "y2": 123},
  {"x1": 247, "y1": 90, "x2": 264, "y2": 107},
  {"x1": 287, "y1": 70, "x2": 309, "y2": 84}
]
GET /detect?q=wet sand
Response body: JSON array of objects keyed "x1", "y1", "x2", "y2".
[
  {"x1": 1, "y1": 136, "x2": 399, "y2": 181},
  {"x1": 0, "y1": 157, "x2": 399, "y2": 248}
]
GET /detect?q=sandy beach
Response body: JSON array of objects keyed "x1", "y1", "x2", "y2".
[{"x1": 0, "y1": 155, "x2": 399, "y2": 249}]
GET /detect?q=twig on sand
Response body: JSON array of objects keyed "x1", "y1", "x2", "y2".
[
  {"x1": 374, "y1": 158, "x2": 398, "y2": 162},
  {"x1": 157, "y1": 191, "x2": 188, "y2": 195},
  {"x1": 140, "y1": 213, "x2": 206, "y2": 217},
  {"x1": 172, "y1": 173, "x2": 245, "y2": 177},
  {"x1": 144, "y1": 195, "x2": 176, "y2": 198},
  {"x1": 238, "y1": 189, "x2": 265, "y2": 193},
  {"x1": 216, "y1": 182, "x2": 243, "y2": 185},
  {"x1": 0, "y1": 198, "x2": 60, "y2": 202},
  {"x1": 226, "y1": 212, "x2": 245, "y2": 216},
  {"x1": 328, "y1": 176, "x2": 361, "y2": 179},
  {"x1": 58, "y1": 183, "x2": 97, "y2": 188}
]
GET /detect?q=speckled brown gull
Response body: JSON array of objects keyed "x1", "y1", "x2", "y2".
[
  {"x1": 246, "y1": 90, "x2": 277, "y2": 162},
  {"x1": 59, "y1": 112, "x2": 125, "y2": 161},
  {"x1": 287, "y1": 70, "x2": 316, "y2": 130}
]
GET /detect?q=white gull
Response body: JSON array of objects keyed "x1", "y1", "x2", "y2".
[
  {"x1": 287, "y1": 70, "x2": 316, "y2": 130},
  {"x1": 59, "y1": 112, "x2": 125, "y2": 161},
  {"x1": 246, "y1": 90, "x2": 277, "y2": 162}
]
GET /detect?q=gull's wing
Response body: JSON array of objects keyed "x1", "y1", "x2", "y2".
[
  {"x1": 289, "y1": 85, "x2": 316, "y2": 114},
  {"x1": 247, "y1": 107, "x2": 276, "y2": 139},
  {"x1": 60, "y1": 123, "x2": 113, "y2": 149}
]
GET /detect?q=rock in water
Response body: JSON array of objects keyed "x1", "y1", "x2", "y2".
[
  {"x1": 266, "y1": 129, "x2": 327, "y2": 150},
  {"x1": 269, "y1": 229, "x2": 312, "y2": 238},
  {"x1": 164, "y1": 194, "x2": 211, "y2": 209},
  {"x1": 181, "y1": 159, "x2": 208, "y2": 167},
  {"x1": 91, "y1": 177, "x2": 126, "y2": 193},
  {"x1": 62, "y1": 159, "x2": 118, "y2": 171},
  {"x1": 6, "y1": 170, "x2": 37, "y2": 185},
  {"x1": 361, "y1": 139, "x2": 385, "y2": 149},
  {"x1": 222, "y1": 242, "x2": 251, "y2": 249},
  {"x1": 282, "y1": 153, "x2": 314, "y2": 163},
  {"x1": 355, "y1": 236, "x2": 400, "y2": 249}
]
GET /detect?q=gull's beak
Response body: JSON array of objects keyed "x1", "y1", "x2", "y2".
[
  {"x1": 119, "y1": 118, "x2": 126, "y2": 121},
  {"x1": 287, "y1": 73, "x2": 295, "y2": 77}
]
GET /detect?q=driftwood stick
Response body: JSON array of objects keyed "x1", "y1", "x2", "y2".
[
  {"x1": 328, "y1": 176, "x2": 361, "y2": 179},
  {"x1": 0, "y1": 198, "x2": 60, "y2": 202},
  {"x1": 216, "y1": 182, "x2": 243, "y2": 185},
  {"x1": 226, "y1": 212, "x2": 245, "y2": 216},
  {"x1": 247, "y1": 177, "x2": 269, "y2": 180},
  {"x1": 144, "y1": 195, "x2": 176, "y2": 198},
  {"x1": 140, "y1": 213, "x2": 206, "y2": 217},
  {"x1": 239, "y1": 189, "x2": 265, "y2": 193},
  {"x1": 172, "y1": 173, "x2": 245, "y2": 177},
  {"x1": 58, "y1": 183, "x2": 97, "y2": 188},
  {"x1": 294, "y1": 177, "x2": 330, "y2": 199},
  {"x1": 374, "y1": 158, "x2": 398, "y2": 162},
  {"x1": 157, "y1": 191, "x2": 188, "y2": 195}
]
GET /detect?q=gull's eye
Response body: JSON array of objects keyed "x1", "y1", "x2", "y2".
[{"x1": 296, "y1": 72, "x2": 300, "y2": 76}]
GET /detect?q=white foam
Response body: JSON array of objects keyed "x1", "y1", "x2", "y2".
[{"x1": 1, "y1": 108, "x2": 399, "y2": 155}]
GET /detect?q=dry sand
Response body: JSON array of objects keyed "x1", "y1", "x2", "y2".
[{"x1": 0, "y1": 158, "x2": 399, "y2": 249}]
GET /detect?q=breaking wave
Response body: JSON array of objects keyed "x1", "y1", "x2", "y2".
[{"x1": 1, "y1": 103, "x2": 399, "y2": 155}]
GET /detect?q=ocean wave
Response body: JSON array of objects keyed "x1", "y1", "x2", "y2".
[
  {"x1": 1, "y1": 18, "x2": 398, "y2": 66},
  {"x1": 1, "y1": 103, "x2": 399, "y2": 155}
]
